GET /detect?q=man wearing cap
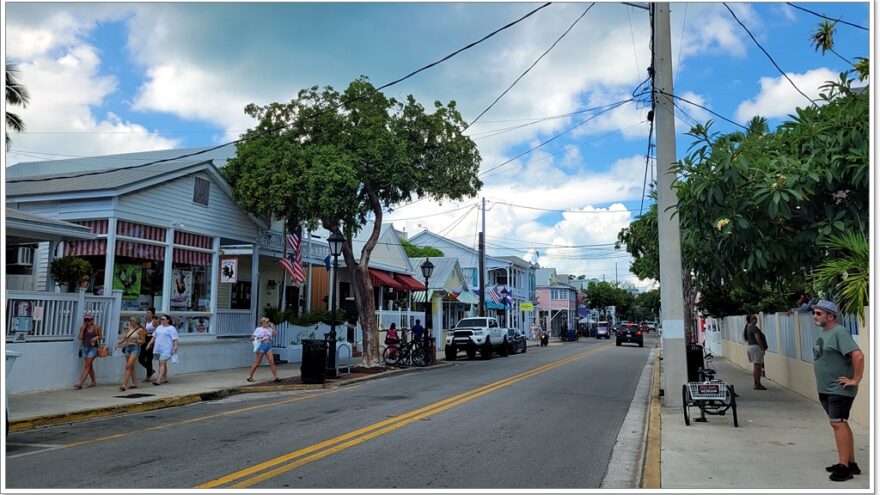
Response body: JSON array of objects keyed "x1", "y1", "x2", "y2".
[{"x1": 811, "y1": 300, "x2": 864, "y2": 482}]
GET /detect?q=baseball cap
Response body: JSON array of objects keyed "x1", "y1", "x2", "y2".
[
  {"x1": 83, "y1": 312, "x2": 93, "y2": 319},
  {"x1": 815, "y1": 300, "x2": 837, "y2": 315}
]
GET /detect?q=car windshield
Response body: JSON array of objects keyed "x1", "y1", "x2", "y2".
[{"x1": 457, "y1": 318, "x2": 488, "y2": 328}]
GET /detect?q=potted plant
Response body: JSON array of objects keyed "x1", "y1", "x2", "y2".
[{"x1": 49, "y1": 256, "x2": 92, "y2": 292}]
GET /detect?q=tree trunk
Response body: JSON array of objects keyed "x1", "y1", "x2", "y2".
[
  {"x1": 330, "y1": 187, "x2": 385, "y2": 367},
  {"x1": 682, "y1": 269, "x2": 698, "y2": 341}
]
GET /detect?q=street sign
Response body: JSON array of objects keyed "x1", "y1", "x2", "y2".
[{"x1": 520, "y1": 302, "x2": 534, "y2": 311}]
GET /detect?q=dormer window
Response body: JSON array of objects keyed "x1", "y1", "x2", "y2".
[{"x1": 193, "y1": 177, "x2": 210, "y2": 206}]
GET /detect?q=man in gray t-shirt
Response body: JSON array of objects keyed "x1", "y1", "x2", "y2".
[{"x1": 811, "y1": 300, "x2": 864, "y2": 482}]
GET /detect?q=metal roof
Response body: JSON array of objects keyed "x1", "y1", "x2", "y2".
[
  {"x1": 5, "y1": 144, "x2": 237, "y2": 179},
  {"x1": 6, "y1": 159, "x2": 212, "y2": 198},
  {"x1": 6, "y1": 208, "x2": 96, "y2": 242}
]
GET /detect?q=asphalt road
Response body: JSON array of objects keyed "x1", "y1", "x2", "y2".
[{"x1": 6, "y1": 334, "x2": 658, "y2": 489}]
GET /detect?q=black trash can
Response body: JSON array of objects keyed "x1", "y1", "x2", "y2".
[
  {"x1": 301, "y1": 339, "x2": 328, "y2": 384},
  {"x1": 685, "y1": 342, "x2": 704, "y2": 382}
]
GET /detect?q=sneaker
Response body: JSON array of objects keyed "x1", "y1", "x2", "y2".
[
  {"x1": 826, "y1": 462, "x2": 861, "y2": 475},
  {"x1": 829, "y1": 464, "x2": 853, "y2": 482}
]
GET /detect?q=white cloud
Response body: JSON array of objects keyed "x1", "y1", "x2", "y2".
[
  {"x1": 735, "y1": 68, "x2": 838, "y2": 122},
  {"x1": 4, "y1": 9, "x2": 180, "y2": 164}
]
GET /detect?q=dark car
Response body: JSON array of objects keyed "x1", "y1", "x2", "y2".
[
  {"x1": 616, "y1": 323, "x2": 644, "y2": 347},
  {"x1": 507, "y1": 328, "x2": 527, "y2": 354}
]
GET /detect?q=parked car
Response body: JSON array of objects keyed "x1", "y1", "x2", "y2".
[
  {"x1": 507, "y1": 328, "x2": 527, "y2": 354},
  {"x1": 596, "y1": 321, "x2": 611, "y2": 339},
  {"x1": 616, "y1": 323, "x2": 644, "y2": 347}
]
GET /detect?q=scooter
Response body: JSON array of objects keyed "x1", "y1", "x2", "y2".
[{"x1": 540, "y1": 332, "x2": 549, "y2": 347}]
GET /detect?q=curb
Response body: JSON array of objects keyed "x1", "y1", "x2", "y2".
[
  {"x1": 10, "y1": 361, "x2": 454, "y2": 432},
  {"x1": 640, "y1": 347, "x2": 662, "y2": 488}
]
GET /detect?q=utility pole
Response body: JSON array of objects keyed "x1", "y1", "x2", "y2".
[
  {"x1": 653, "y1": 3, "x2": 688, "y2": 405},
  {"x1": 478, "y1": 198, "x2": 486, "y2": 317}
]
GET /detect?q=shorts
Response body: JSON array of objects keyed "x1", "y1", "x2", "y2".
[
  {"x1": 747, "y1": 344, "x2": 765, "y2": 364},
  {"x1": 156, "y1": 353, "x2": 173, "y2": 362},
  {"x1": 82, "y1": 345, "x2": 98, "y2": 358},
  {"x1": 256, "y1": 341, "x2": 272, "y2": 353},
  {"x1": 123, "y1": 344, "x2": 141, "y2": 357},
  {"x1": 819, "y1": 393, "x2": 855, "y2": 422}
]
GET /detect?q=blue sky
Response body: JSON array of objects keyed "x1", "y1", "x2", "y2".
[{"x1": 3, "y1": 2, "x2": 871, "y2": 288}]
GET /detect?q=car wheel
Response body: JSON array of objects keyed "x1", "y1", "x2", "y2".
[
  {"x1": 445, "y1": 345, "x2": 457, "y2": 361},
  {"x1": 522, "y1": 340, "x2": 527, "y2": 353},
  {"x1": 481, "y1": 339, "x2": 493, "y2": 360},
  {"x1": 638, "y1": 340, "x2": 644, "y2": 347},
  {"x1": 500, "y1": 338, "x2": 509, "y2": 357},
  {"x1": 616, "y1": 340, "x2": 621, "y2": 346}
]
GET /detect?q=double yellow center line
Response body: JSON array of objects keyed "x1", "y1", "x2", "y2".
[{"x1": 197, "y1": 344, "x2": 610, "y2": 488}]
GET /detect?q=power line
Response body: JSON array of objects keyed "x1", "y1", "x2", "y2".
[
  {"x1": 477, "y1": 99, "x2": 635, "y2": 178},
  {"x1": 467, "y1": 3, "x2": 595, "y2": 129},
  {"x1": 488, "y1": 200, "x2": 642, "y2": 214},
  {"x1": 785, "y1": 3, "x2": 868, "y2": 31},
  {"x1": 8, "y1": 3, "x2": 553, "y2": 184},
  {"x1": 655, "y1": 89, "x2": 748, "y2": 131},
  {"x1": 467, "y1": 100, "x2": 633, "y2": 141},
  {"x1": 723, "y1": 3, "x2": 815, "y2": 107},
  {"x1": 384, "y1": 202, "x2": 478, "y2": 222}
]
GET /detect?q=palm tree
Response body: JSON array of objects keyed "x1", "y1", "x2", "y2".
[
  {"x1": 810, "y1": 231, "x2": 869, "y2": 322},
  {"x1": 5, "y1": 63, "x2": 31, "y2": 147},
  {"x1": 809, "y1": 21, "x2": 860, "y2": 68}
]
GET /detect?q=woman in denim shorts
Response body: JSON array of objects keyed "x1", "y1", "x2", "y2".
[
  {"x1": 117, "y1": 317, "x2": 146, "y2": 391},
  {"x1": 246, "y1": 318, "x2": 280, "y2": 382},
  {"x1": 75, "y1": 312, "x2": 103, "y2": 389}
]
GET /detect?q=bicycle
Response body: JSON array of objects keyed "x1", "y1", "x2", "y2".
[
  {"x1": 681, "y1": 350, "x2": 738, "y2": 427},
  {"x1": 382, "y1": 336, "x2": 430, "y2": 368}
]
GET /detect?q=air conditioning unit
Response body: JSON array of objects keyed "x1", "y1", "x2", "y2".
[{"x1": 8, "y1": 247, "x2": 33, "y2": 266}]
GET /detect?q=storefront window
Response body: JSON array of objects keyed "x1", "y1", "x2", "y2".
[
  {"x1": 114, "y1": 222, "x2": 167, "y2": 312},
  {"x1": 171, "y1": 253, "x2": 212, "y2": 312}
]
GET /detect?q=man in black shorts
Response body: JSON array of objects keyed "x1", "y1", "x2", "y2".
[{"x1": 811, "y1": 300, "x2": 864, "y2": 482}]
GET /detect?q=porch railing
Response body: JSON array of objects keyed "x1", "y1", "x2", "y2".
[
  {"x1": 375, "y1": 309, "x2": 423, "y2": 330},
  {"x1": 214, "y1": 309, "x2": 255, "y2": 336},
  {"x1": 5, "y1": 289, "x2": 121, "y2": 341}
]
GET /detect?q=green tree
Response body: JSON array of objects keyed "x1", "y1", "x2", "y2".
[
  {"x1": 621, "y1": 75, "x2": 866, "y2": 320},
  {"x1": 223, "y1": 77, "x2": 481, "y2": 366},
  {"x1": 401, "y1": 239, "x2": 443, "y2": 258},
  {"x1": 635, "y1": 288, "x2": 660, "y2": 319},
  {"x1": 5, "y1": 63, "x2": 30, "y2": 147},
  {"x1": 811, "y1": 231, "x2": 869, "y2": 321}
]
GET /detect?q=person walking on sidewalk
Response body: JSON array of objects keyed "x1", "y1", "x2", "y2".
[
  {"x1": 811, "y1": 300, "x2": 864, "y2": 482},
  {"x1": 139, "y1": 308, "x2": 158, "y2": 382},
  {"x1": 74, "y1": 312, "x2": 103, "y2": 389},
  {"x1": 146, "y1": 315, "x2": 179, "y2": 386},
  {"x1": 743, "y1": 315, "x2": 768, "y2": 390},
  {"x1": 246, "y1": 318, "x2": 280, "y2": 383},
  {"x1": 116, "y1": 316, "x2": 146, "y2": 390}
]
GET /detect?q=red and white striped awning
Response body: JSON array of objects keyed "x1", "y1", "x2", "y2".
[
  {"x1": 116, "y1": 240, "x2": 165, "y2": 261},
  {"x1": 72, "y1": 219, "x2": 109, "y2": 235},
  {"x1": 174, "y1": 231, "x2": 212, "y2": 249},
  {"x1": 117, "y1": 220, "x2": 166, "y2": 241},
  {"x1": 173, "y1": 248, "x2": 212, "y2": 266},
  {"x1": 64, "y1": 239, "x2": 107, "y2": 257}
]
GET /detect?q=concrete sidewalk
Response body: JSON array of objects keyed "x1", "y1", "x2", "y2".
[{"x1": 660, "y1": 355, "x2": 871, "y2": 489}]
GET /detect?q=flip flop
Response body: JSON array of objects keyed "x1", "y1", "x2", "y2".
[
  {"x1": 74, "y1": 384, "x2": 82, "y2": 390},
  {"x1": 246, "y1": 378, "x2": 255, "y2": 382},
  {"x1": 274, "y1": 378, "x2": 282, "y2": 382}
]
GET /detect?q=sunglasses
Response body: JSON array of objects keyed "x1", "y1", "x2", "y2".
[{"x1": 812, "y1": 311, "x2": 827, "y2": 316}]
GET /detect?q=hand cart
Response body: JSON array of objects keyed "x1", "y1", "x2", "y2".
[{"x1": 682, "y1": 364, "x2": 738, "y2": 427}]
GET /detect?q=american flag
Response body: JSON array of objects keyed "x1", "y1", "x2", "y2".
[
  {"x1": 488, "y1": 285, "x2": 500, "y2": 305},
  {"x1": 277, "y1": 233, "x2": 306, "y2": 286}
]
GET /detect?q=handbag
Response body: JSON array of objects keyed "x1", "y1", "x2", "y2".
[
  {"x1": 97, "y1": 345, "x2": 109, "y2": 358},
  {"x1": 252, "y1": 339, "x2": 261, "y2": 353}
]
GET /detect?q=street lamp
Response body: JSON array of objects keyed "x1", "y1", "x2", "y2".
[
  {"x1": 421, "y1": 258, "x2": 434, "y2": 360},
  {"x1": 326, "y1": 232, "x2": 345, "y2": 378}
]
